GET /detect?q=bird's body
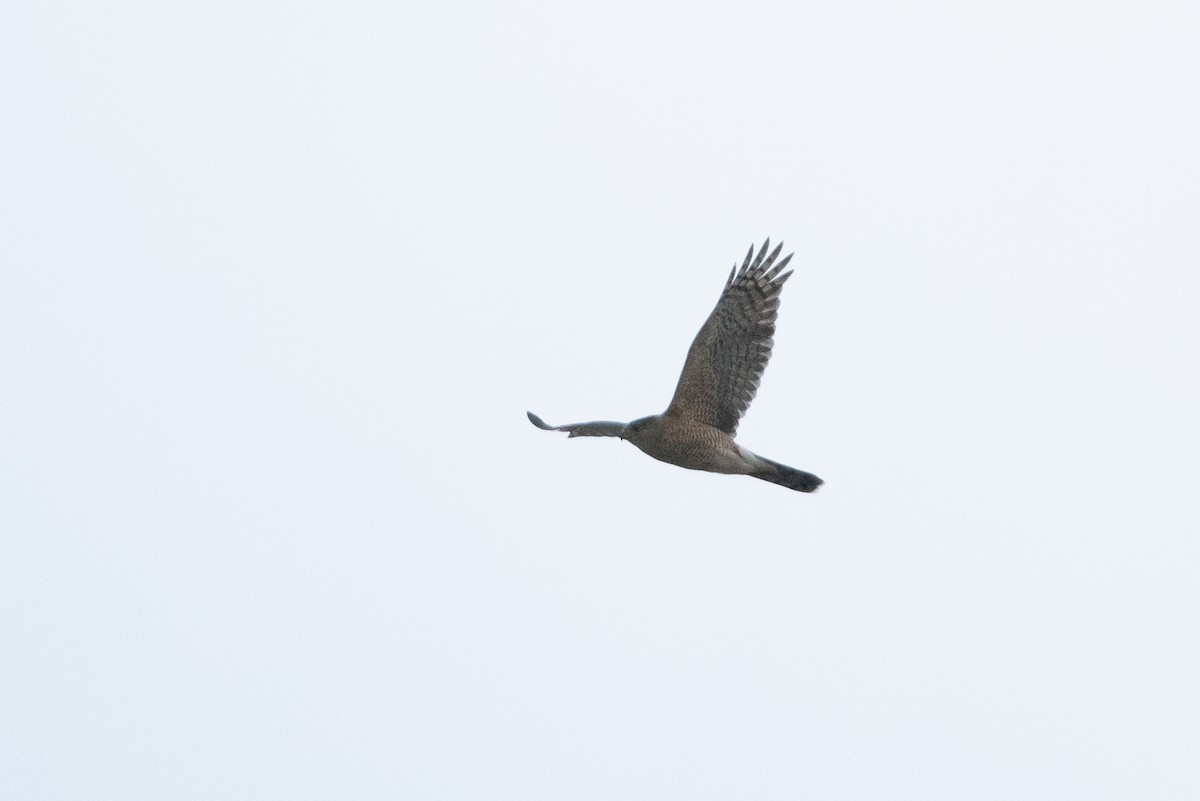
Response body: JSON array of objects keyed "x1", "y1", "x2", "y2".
[
  {"x1": 623, "y1": 413, "x2": 751, "y2": 474},
  {"x1": 528, "y1": 239, "x2": 822, "y2": 492}
]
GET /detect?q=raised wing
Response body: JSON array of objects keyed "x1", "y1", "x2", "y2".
[
  {"x1": 527, "y1": 411, "x2": 625, "y2": 438},
  {"x1": 665, "y1": 239, "x2": 793, "y2": 435}
]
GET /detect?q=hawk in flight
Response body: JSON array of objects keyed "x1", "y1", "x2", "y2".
[{"x1": 528, "y1": 239, "x2": 823, "y2": 492}]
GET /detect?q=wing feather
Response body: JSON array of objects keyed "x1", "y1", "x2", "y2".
[
  {"x1": 664, "y1": 239, "x2": 794, "y2": 435},
  {"x1": 527, "y1": 411, "x2": 625, "y2": 438}
]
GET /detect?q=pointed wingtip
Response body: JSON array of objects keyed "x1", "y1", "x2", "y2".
[
  {"x1": 751, "y1": 238, "x2": 771, "y2": 271},
  {"x1": 527, "y1": 411, "x2": 553, "y2": 430},
  {"x1": 767, "y1": 251, "x2": 794, "y2": 282}
]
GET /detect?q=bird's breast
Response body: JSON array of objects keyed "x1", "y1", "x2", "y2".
[{"x1": 628, "y1": 418, "x2": 752, "y2": 475}]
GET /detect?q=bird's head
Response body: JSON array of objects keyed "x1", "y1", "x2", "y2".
[{"x1": 621, "y1": 415, "x2": 658, "y2": 443}]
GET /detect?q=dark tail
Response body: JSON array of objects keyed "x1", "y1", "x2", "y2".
[{"x1": 751, "y1": 456, "x2": 823, "y2": 493}]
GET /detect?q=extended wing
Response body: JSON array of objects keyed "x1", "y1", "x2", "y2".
[
  {"x1": 664, "y1": 239, "x2": 793, "y2": 435},
  {"x1": 527, "y1": 411, "x2": 625, "y2": 438}
]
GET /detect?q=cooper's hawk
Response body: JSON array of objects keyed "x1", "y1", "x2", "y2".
[{"x1": 528, "y1": 239, "x2": 823, "y2": 492}]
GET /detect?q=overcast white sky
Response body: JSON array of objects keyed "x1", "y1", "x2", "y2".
[{"x1": 3, "y1": 1, "x2": 1199, "y2": 799}]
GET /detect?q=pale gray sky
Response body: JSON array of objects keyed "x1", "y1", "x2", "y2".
[{"x1": 3, "y1": 1, "x2": 1198, "y2": 799}]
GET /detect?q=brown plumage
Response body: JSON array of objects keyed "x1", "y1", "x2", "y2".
[{"x1": 528, "y1": 239, "x2": 822, "y2": 492}]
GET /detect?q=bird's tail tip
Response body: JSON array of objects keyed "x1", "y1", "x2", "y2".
[{"x1": 752, "y1": 458, "x2": 823, "y2": 493}]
